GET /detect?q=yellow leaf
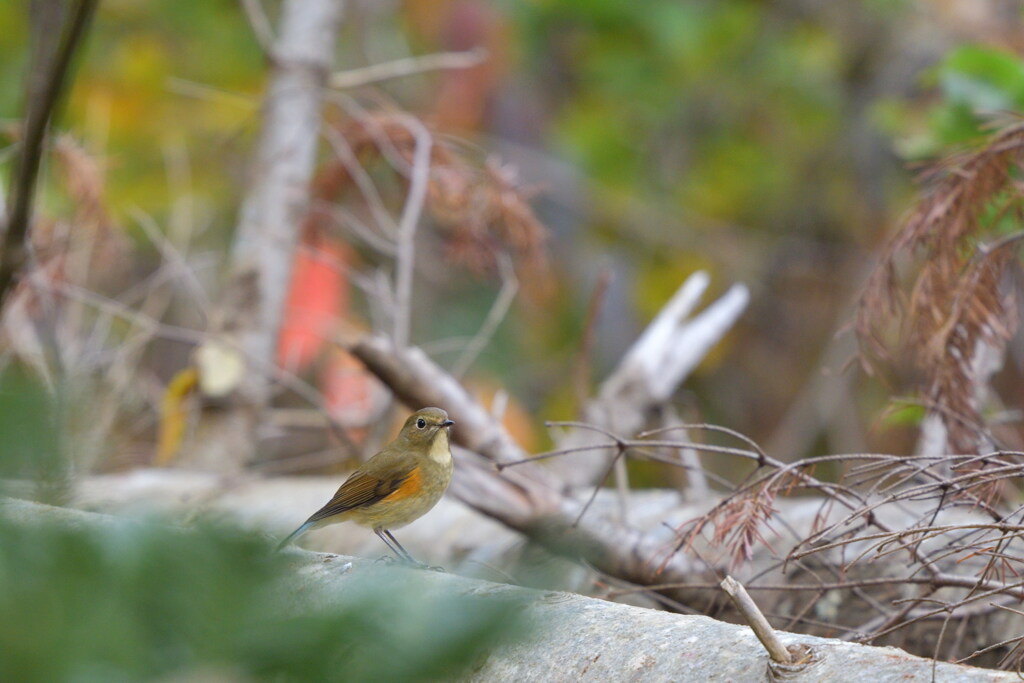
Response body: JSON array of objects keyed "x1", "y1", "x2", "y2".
[{"x1": 155, "y1": 367, "x2": 199, "y2": 466}]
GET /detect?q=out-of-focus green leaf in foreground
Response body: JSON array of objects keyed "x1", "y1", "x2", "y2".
[
  {"x1": 0, "y1": 363, "x2": 63, "y2": 481},
  {"x1": 0, "y1": 514, "x2": 533, "y2": 682}
]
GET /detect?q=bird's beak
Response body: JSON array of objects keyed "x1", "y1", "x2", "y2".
[{"x1": 442, "y1": 419, "x2": 454, "y2": 427}]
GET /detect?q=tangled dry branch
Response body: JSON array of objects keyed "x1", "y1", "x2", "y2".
[{"x1": 484, "y1": 409, "x2": 1024, "y2": 669}]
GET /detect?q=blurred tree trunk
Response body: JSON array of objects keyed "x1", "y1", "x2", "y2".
[{"x1": 181, "y1": 0, "x2": 344, "y2": 471}]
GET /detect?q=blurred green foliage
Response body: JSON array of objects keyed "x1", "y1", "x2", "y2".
[
  {"x1": 0, "y1": 363, "x2": 63, "y2": 483},
  {"x1": 0, "y1": 511, "x2": 531, "y2": 682},
  {"x1": 520, "y1": 0, "x2": 847, "y2": 231},
  {"x1": 878, "y1": 44, "x2": 1024, "y2": 158},
  {"x1": 514, "y1": 0, "x2": 897, "y2": 446},
  {"x1": 873, "y1": 43, "x2": 1024, "y2": 253}
]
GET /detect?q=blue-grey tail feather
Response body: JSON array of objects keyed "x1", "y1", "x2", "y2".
[{"x1": 276, "y1": 521, "x2": 314, "y2": 551}]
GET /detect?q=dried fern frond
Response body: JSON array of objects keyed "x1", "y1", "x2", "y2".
[
  {"x1": 857, "y1": 121, "x2": 1024, "y2": 453},
  {"x1": 308, "y1": 110, "x2": 550, "y2": 290},
  {"x1": 685, "y1": 473, "x2": 795, "y2": 569}
]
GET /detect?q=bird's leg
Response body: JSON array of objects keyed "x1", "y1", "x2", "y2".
[
  {"x1": 374, "y1": 528, "x2": 417, "y2": 564},
  {"x1": 381, "y1": 529, "x2": 418, "y2": 563},
  {"x1": 373, "y1": 528, "x2": 404, "y2": 562},
  {"x1": 383, "y1": 530, "x2": 445, "y2": 572}
]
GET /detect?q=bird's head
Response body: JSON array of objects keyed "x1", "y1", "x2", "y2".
[{"x1": 398, "y1": 407, "x2": 454, "y2": 452}]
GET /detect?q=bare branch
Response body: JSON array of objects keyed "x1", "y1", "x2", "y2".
[
  {"x1": 330, "y1": 47, "x2": 488, "y2": 89},
  {"x1": 392, "y1": 115, "x2": 432, "y2": 348},
  {"x1": 451, "y1": 254, "x2": 518, "y2": 379},
  {"x1": 348, "y1": 334, "x2": 528, "y2": 465},
  {"x1": 1, "y1": 0, "x2": 98, "y2": 309}
]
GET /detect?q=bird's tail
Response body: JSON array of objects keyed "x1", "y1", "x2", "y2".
[{"x1": 276, "y1": 520, "x2": 315, "y2": 552}]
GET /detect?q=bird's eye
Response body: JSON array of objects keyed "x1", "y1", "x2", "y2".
[{"x1": 416, "y1": 418, "x2": 426, "y2": 429}]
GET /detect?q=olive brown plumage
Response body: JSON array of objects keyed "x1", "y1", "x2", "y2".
[{"x1": 277, "y1": 407, "x2": 455, "y2": 565}]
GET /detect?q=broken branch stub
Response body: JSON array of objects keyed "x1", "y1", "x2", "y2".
[{"x1": 553, "y1": 272, "x2": 749, "y2": 487}]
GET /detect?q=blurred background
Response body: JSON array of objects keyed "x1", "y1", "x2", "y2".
[
  {"x1": 7, "y1": 2, "x2": 1024, "y2": 677},
  {"x1": 3, "y1": 0, "x2": 1024, "y2": 475}
]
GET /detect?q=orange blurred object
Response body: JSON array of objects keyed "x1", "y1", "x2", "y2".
[
  {"x1": 468, "y1": 378, "x2": 538, "y2": 454},
  {"x1": 277, "y1": 237, "x2": 350, "y2": 372},
  {"x1": 322, "y1": 347, "x2": 389, "y2": 428},
  {"x1": 405, "y1": 0, "x2": 509, "y2": 134}
]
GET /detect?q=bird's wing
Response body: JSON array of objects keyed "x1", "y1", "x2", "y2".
[{"x1": 305, "y1": 461, "x2": 417, "y2": 523}]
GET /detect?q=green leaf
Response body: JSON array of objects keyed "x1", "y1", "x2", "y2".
[
  {"x1": 882, "y1": 403, "x2": 926, "y2": 428},
  {"x1": 940, "y1": 45, "x2": 1024, "y2": 112},
  {"x1": 0, "y1": 363, "x2": 63, "y2": 480}
]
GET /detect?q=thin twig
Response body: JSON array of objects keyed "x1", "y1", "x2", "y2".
[
  {"x1": 127, "y1": 206, "x2": 211, "y2": 314},
  {"x1": 391, "y1": 115, "x2": 432, "y2": 349},
  {"x1": 573, "y1": 447, "x2": 624, "y2": 528},
  {"x1": 164, "y1": 77, "x2": 258, "y2": 108},
  {"x1": 451, "y1": 254, "x2": 518, "y2": 379},
  {"x1": 240, "y1": 0, "x2": 276, "y2": 57},
  {"x1": 330, "y1": 47, "x2": 488, "y2": 89},
  {"x1": 321, "y1": 124, "x2": 398, "y2": 239},
  {"x1": 572, "y1": 265, "x2": 612, "y2": 409}
]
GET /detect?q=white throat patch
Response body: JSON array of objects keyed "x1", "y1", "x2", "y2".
[{"x1": 429, "y1": 428, "x2": 452, "y2": 464}]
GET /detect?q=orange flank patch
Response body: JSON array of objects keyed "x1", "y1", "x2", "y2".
[{"x1": 383, "y1": 468, "x2": 423, "y2": 503}]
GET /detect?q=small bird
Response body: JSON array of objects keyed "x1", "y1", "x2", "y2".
[{"x1": 278, "y1": 407, "x2": 455, "y2": 565}]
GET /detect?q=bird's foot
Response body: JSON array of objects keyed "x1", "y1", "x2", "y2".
[
  {"x1": 406, "y1": 558, "x2": 446, "y2": 572},
  {"x1": 400, "y1": 557, "x2": 447, "y2": 572},
  {"x1": 374, "y1": 553, "x2": 444, "y2": 571}
]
